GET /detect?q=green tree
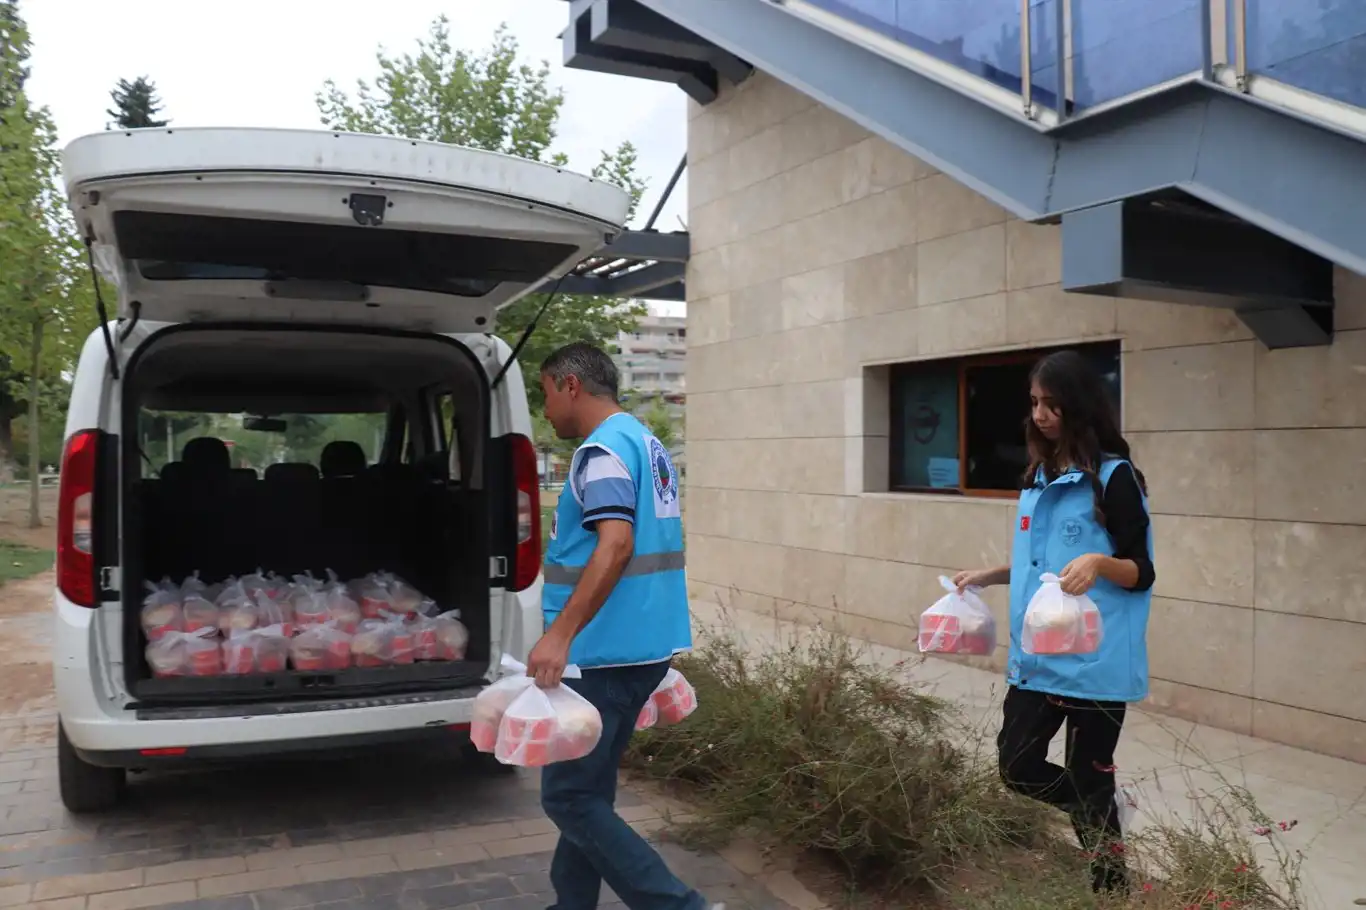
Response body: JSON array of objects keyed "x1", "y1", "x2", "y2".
[
  {"x1": 107, "y1": 76, "x2": 168, "y2": 129},
  {"x1": 316, "y1": 17, "x2": 647, "y2": 408},
  {"x1": 0, "y1": 0, "x2": 96, "y2": 524},
  {"x1": 639, "y1": 397, "x2": 677, "y2": 450}
]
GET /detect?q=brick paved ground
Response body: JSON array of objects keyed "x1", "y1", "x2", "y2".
[{"x1": 0, "y1": 573, "x2": 803, "y2": 910}]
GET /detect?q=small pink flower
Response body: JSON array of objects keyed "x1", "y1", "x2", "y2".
[
  {"x1": 1220, "y1": 902, "x2": 1235, "y2": 910},
  {"x1": 1234, "y1": 863, "x2": 1249, "y2": 873},
  {"x1": 1141, "y1": 882, "x2": 1154, "y2": 893},
  {"x1": 1253, "y1": 825, "x2": 1272, "y2": 836}
]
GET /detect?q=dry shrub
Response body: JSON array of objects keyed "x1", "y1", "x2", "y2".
[
  {"x1": 625, "y1": 622, "x2": 1049, "y2": 891},
  {"x1": 627, "y1": 611, "x2": 1306, "y2": 909}
]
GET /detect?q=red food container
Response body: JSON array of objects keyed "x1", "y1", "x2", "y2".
[
  {"x1": 1031, "y1": 611, "x2": 1102, "y2": 655},
  {"x1": 354, "y1": 653, "x2": 385, "y2": 668},
  {"x1": 188, "y1": 643, "x2": 223, "y2": 676},
  {"x1": 918, "y1": 613, "x2": 962, "y2": 653},
  {"x1": 361, "y1": 596, "x2": 388, "y2": 620},
  {"x1": 390, "y1": 631, "x2": 414, "y2": 665},
  {"x1": 222, "y1": 639, "x2": 256, "y2": 675},
  {"x1": 470, "y1": 719, "x2": 498, "y2": 753},
  {"x1": 325, "y1": 639, "x2": 351, "y2": 669},
  {"x1": 415, "y1": 625, "x2": 437, "y2": 661},
  {"x1": 651, "y1": 675, "x2": 697, "y2": 726}
]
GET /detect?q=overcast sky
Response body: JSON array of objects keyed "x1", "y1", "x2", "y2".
[{"x1": 24, "y1": 0, "x2": 688, "y2": 313}]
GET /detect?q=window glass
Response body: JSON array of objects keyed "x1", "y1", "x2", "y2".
[
  {"x1": 139, "y1": 411, "x2": 387, "y2": 477},
  {"x1": 890, "y1": 365, "x2": 960, "y2": 490},
  {"x1": 888, "y1": 342, "x2": 1121, "y2": 495}
]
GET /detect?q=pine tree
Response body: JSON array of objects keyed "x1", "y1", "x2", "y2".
[{"x1": 107, "y1": 75, "x2": 168, "y2": 129}]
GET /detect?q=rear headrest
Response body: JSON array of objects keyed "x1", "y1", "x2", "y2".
[
  {"x1": 264, "y1": 462, "x2": 320, "y2": 483},
  {"x1": 320, "y1": 441, "x2": 367, "y2": 478},
  {"x1": 181, "y1": 437, "x2": 230, "y2": 474}
]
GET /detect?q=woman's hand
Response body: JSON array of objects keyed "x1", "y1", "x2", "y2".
[
  {"x1": 953, "y1": 567, "x2": 1006, "y2": 593},
  {"x1": 1058, "y1": 553, "x2": 1106, "y2": 595}
]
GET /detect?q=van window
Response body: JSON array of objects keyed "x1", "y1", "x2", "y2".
[{"x1": 138, "y1": 410, "x2": 389, "y2": 478}]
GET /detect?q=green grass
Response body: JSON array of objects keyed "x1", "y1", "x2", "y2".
[{"x1": 0, "y1": 540, "x2": 54, "y2": 585}]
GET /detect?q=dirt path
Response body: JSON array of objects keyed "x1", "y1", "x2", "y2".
[{"x1": 0, "y1": 486, "x2": 56, "y2": 551}]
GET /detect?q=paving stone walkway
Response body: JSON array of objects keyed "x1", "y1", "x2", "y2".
[{"x1": 0, "y1": 573, "x2": 803, "y2": 910}]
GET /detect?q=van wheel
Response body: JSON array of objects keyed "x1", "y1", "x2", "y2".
[
  {"x1": 461, "y1": 741, "x2": 516, "y2": 775},
  {"x1": 57, "y1": 723, "x2": 126, "y2": 814}
]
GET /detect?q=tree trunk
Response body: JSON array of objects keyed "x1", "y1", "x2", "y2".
[
  {"x1": 0, "y1": 416, "x2": 13, "y2": 485},
  {"x1": 27, "y1": 320, "x2": 43, "y2": 529}
]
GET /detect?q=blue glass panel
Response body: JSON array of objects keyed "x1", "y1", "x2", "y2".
[
  {"x1": 804, "y1": 0, "x2": 1026, "y2": 95},
  {"x1": 1072, "y1": 0, "x2": 1203, "y2": 108},
  {"x1": 1247, "y1": 0, "x2": 1366, "y2": 109},
  {"x1": 1029, "y1": 0, "x2": 1066, "y2": 111}
]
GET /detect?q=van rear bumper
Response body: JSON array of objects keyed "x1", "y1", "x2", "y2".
[{"x1": 72, "y1": 721, "x2": 474, "y2": 768}]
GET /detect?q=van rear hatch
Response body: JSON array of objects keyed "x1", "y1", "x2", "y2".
[{"x1": 62, "y1": 127, "x2": 630, "y2": 331}]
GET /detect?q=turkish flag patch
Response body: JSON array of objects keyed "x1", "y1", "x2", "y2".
[{"x1": 1020, "y1": 516, "x2": 1031, "y2": 531}]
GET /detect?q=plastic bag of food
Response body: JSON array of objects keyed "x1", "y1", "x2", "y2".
[
  {"x1": 649, "y1": 668, "x2": 697, "y2": 727},
  {"x1": 180, "y1": 572, "x2": 210, "y2": 600},
  {"x1": 216, "y1": 582, "x2": 260, "y2": 636},
  {"x1": 635, "y1": 699, "x2": 659, "y2": 732},
  {"x1": 290, "y1": 622, "x2": 353, "y2": 671},
  {"x1": 289, "y1": 574, "x2": 329, "y2": 628},
  {"x1": 495, "y1": 668, "x2": 602, "y2": 767},
  {"x1": 471, "y1": 655, "x2": 536, "y2": 753},
  {"x1": 324, "y1": 571, "x2": 362, "y2": 632},
  {"x1": 358, "y1": 573, "x2": 393, "y2": 620},
  {"x1": 181, "y1": 594, "x2": 219, "y2": 633},
  {"x1": 1022, "y1": 573, "x2": 1103, "y2": 655},
  {"x1": 222, "y1": 624, "x2": 290, "y2": 675},
  {"x1": 147, "y1": 627, "x2": 221, "y2": 678},
  {"x1": 918, "y1": 575, "x2": 997, "y2": 656},
  {"x1": 254, "y1": 589, "x2": 294, "y2": 638},
  {"x1": 413, "y1": 606, "x2": 469, "y2": 661},
  {"x1": 386, "y1": 575, "x2": 426, "y2": 616},
  {"x1": 140, "y1": 579, "x2": 183, "y2": 642},
  {"x1": 350, "y1": 613, "x2": 413, "y2": 667}
]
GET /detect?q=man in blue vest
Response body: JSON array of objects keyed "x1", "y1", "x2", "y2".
[{"x1": 527, "y1": 342, "x2": 717, "y2": 910}]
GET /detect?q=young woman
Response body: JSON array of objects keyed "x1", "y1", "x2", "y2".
[{"x1": 954, "y1": 350, "x2": 1154, "y2": 894}]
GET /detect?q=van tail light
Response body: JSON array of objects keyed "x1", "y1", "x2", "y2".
[
  {"x1": 510, "y1": 433, "x2": 541, "y2": 592},
  {"x1": 58, "y1": 430, "x2": 100, "y2": 608}
]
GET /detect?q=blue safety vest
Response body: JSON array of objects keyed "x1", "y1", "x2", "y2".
[
  {"x1": 542, "y1": 412, "x2": 692, "y2": 668},
  {"x1": 1006, "y1": 458, "x2": 1153, "y2": 703}
]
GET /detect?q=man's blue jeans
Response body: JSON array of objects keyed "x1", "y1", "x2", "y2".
[{"x1": 541, "y1": 660, "x2": 707, "y2": 910}]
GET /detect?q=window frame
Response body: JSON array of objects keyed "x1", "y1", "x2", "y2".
[{"x1": 888, "y1": 343, "x2": 1121, "y2": 499}]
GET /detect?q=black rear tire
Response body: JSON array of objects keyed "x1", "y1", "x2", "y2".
[
  {"x1": 461, "y1": 740, "x2": 516, "y2": 775},
  {"x1": 57, "y1": 722, "x2": 126, "y2": 814}
]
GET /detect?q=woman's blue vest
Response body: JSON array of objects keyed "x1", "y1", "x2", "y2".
[
  {"x1": 1006, "y1": 458, "x2": 1153, "y2": 703},
  {"x1": 542, "y1": 413, "x2": 692, "y2": 668}
]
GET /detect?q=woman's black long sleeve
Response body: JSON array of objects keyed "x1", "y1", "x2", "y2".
[{"x1": 1102, "y1": 463, "x2": 1155, "y2": 592}]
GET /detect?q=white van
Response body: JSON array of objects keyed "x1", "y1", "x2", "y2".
[{"x1": 52, "y1": 128, "x2": 630, "y2": 812}]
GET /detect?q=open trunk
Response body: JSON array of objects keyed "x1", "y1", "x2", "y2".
[{"x1": 122, "y1": 325, "x2": 498, "y2": 704}]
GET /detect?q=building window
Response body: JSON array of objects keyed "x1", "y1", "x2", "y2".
[{"x1": 889, "y1": 342, "x2": 1120, "y2": 496}]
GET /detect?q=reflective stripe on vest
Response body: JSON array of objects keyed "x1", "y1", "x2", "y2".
[{"x1": 542, "y1": 549, "x2": 685, "y2": 586}]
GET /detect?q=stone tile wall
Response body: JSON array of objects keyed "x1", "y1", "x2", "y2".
[{"x1": 683, "y1": 72, "x2": 1366, "y2": 763}]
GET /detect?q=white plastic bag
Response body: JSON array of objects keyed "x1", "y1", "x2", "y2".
[
  {"x1": 323, "y1": 570, "x2": 362, "y2": 632},
  {"x1": 216, "y1": 581, "x2": 260, "y2": 636},
  {"x1": 413, "y1": 606, "x2": 469, "y2": 661},
  {"x1": 290, "y1": 621, "x2": 354, "y2": 671},
  {"x1": 642, "y1": 668, "x2": 697, "y2": 729},
  {"x1": 1022, "y1": 573, "x2": 1103, "y2": 655},
  {"x1": 146, "y1": 627, "x2": 221, "y2": 677},
  {"x1": 350, "y1": 612, "x2": 414, "y2": 667},
  {"x1": 471, "y1": 655, "x2": 603, "y2": 766},
  {"x1": 222, "y1": 624, "x2": 290, "y2": 675},
  {"x1": 918, "y1": 576, "x2": 997, "y2": 655},
  {"x1": 140, "y1": 579, "x2": 183, "y2": 642}
]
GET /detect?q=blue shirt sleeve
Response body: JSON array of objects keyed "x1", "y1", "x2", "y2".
[{"x1": 572, "y1": 445, "x2": 637, "y2": 528}]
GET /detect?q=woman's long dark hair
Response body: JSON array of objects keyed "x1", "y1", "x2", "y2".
[{"x1": 1022, "y1": 350, "x2": 1146, "y2": 518}]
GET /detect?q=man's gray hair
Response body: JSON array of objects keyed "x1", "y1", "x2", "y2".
[{"x1": 540, "y1": 342, "x2": 620, "y2": 400}]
